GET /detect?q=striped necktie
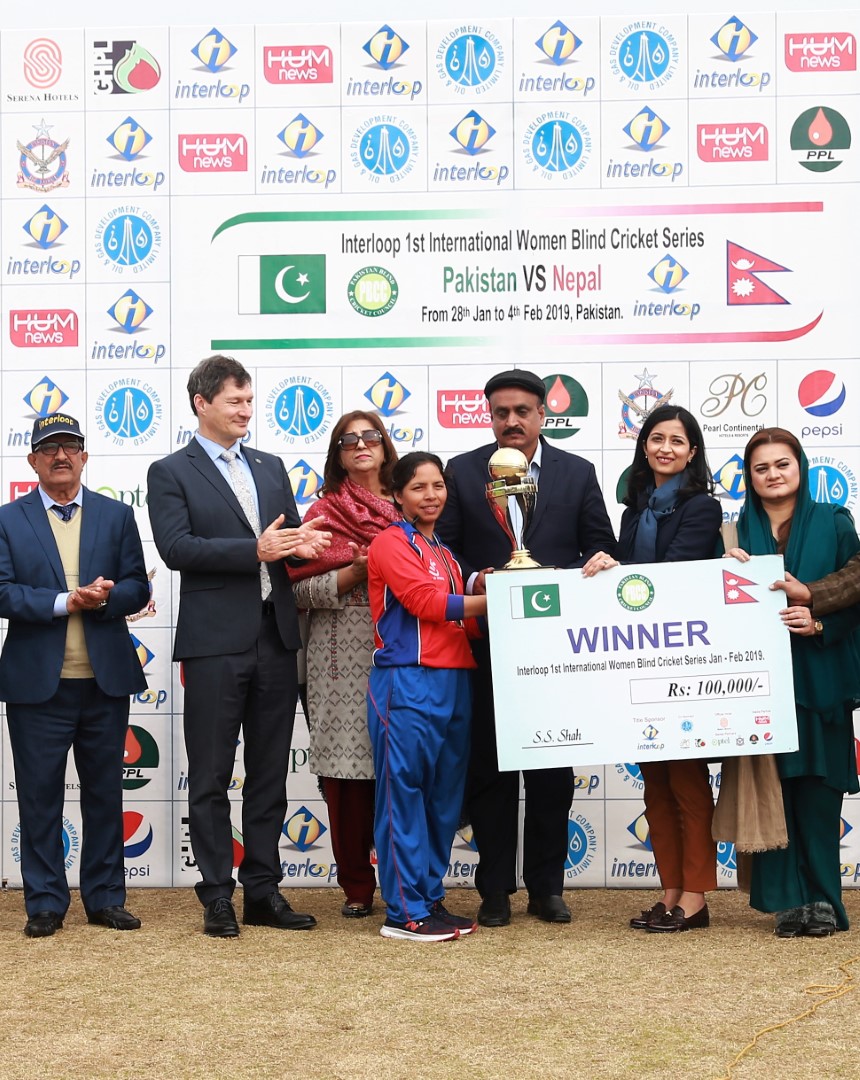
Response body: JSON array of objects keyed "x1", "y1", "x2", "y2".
[{"x1": 219, "y1": 450, "x2": 271, "y2": 600}]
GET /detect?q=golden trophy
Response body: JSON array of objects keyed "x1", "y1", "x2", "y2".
[{"x1": 485, "y1": 448, "x2": 541, "y2": 570}]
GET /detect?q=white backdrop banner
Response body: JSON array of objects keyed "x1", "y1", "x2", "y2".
[{"x1": 1, "y1": 13, "x2": 859, "y2": 890}]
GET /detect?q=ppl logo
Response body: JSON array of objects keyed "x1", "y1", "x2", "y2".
[
  {"x1": 365, "y1": 372, "x2": 410, "y2": 416},
  {"x1": 23, "y1": 204, "x2": 67, "y2": 249},
  {"x1": 450, "y1": 111, "x2": 496, "y2": 155},
  {"x1": 10, "y1": 481, "x2": 39, "y2": 500},
  {"x1": 107, "y1": 290, "x2": 153, "y2": 333},
  {"x1": 288, "y1": 460, "x2": 323, "y2": 504},
  {"x1": 123, "y1": 724, "x2": 160, "y2": 790},
  {"x1": 106, "y1": 117, "x2": 151, "y2": 161},
  {"x1": 264, "y1": 45, "x2": 333, "y2": 84},
  {"x1": 697, "y1": 123, "x2": 768, "y2": 162},
  {"x1": 10, "y1": 310, "x2": 78, "y2": 348},
  {"x1": 93, "y1": 40, "x2": 161, "y2": 95},
  {"x1": 436, "y1": 389, "x2": 491, "y2": 428},
  {"x1": 627, "y1": 813, "x2": 653, "y2": 851},
  {"x1": 536, "y1": 20, "x2": 582, "y2": 65},
  {"x1": 283, "y1": 807, "x2": 327, "y2": 851},
  {"x1": 192, "y1": 28, "x2": 237, "y2": 73},
  {"x1": 123, "y1": 811, "x2": 154, "y2": 858},
  {"x1": 798, "y1": 370, "x2": 846, "y2": 416},
  {"x1": 24, "y1": 38, "x2": 62, "y2": 88},
  {"x1": 542, "y1": 373, "x2": 588, "y2": 440},
  {"x1": 363, "y1": 25, "x2": 409, "y2": 69},
  {"x1": 279, "y1": 114, "x2": 323, "y2": 157},
  {"x1": 178, "y1": 134, "x2": 247, "y2": 172},
  {"x1": 23, "y1": 376, "x2": 68, "y2": 417},
  {"x1": 785, "y1": 33, "x2": 856, "y2": 72}
]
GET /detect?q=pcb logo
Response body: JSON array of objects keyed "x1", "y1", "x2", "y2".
[{"x1": 349, "y1": 268, "x2": 399, "y2": 317}]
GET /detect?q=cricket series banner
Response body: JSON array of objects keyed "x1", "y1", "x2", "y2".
[{"x1": 1, "y1": 13, "x2": 859, "y2": 891}]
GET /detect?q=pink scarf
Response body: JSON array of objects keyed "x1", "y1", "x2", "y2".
[{"x1": 287, "y1": 478, "x2": 399, "y2": 583}]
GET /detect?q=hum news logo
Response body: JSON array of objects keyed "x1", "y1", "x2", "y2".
[
  {"x1": 263, "y1": 45, "x2": 333, "y2": 84},
  {"x1": 10, "y1": 309, "x2": 78, "y2": 347},
  {"x1": 178, "y1": 133, "x2": 248, "y2": 172},
  {"x1": 437, "y1": 390, "x2": 490, "y2": 429},
  {"x1": 697, "y1": 123, "x2": 768, "y2": 162},
  {"x1": 785, "y1": 33, "x2": 856, "y2": 72}
]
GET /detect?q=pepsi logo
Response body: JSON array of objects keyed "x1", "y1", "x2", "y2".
[
  {"x1": 123, "y1": 810, "x2": 154, "y2": 857},
  {"x1": 797, "y1": 370, "x2": 845, "y2": 417}
]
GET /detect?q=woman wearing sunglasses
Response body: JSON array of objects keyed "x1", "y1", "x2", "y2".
[{"x1": 289, "y1": 411, "x2": 399, "y2": 918}]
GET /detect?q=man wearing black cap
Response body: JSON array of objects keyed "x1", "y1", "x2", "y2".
[
  {"x1": 438, "y1": 370, "x2": 616, "y2": 926},
  {"x1": 0, "y1": 415, "x2": 150, "y2": 937}
]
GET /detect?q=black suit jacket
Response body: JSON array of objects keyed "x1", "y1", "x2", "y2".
[
  {"x1": 437, "y1": 436, "x2": 616, "y2": 577},
  {"x1": 147, "y1": 439, "x2": 303, "y2": 660},
  {"x1": 0, "y1": 487, "x2": 149, "y2": 703},
  {"x1": 618, "y1": 492, "x2": 722, "y2": 563}
]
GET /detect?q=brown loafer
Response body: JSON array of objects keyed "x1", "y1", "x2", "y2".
[{"x1": 629, "y1": 902, "x2": 667, "y2": 930}]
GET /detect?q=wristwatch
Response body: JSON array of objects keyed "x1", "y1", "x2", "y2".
[{"x1": 813, "y1": 619, "x2": 824, "y2": 635}]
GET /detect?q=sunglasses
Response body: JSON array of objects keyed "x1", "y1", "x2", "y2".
[
  {"x1": 35, "y1": 441, "x2": 84, "y2": 457},
  {"x1": 337, "y1": 429, "x2": 384, "y2": 450}
]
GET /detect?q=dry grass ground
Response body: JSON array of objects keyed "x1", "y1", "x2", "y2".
[{"x1": 1, "y1": 888, "x2": 859, "y2": 1080}]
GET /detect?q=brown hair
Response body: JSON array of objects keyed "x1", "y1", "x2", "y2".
[
  {"x1": 743, "y1": 427, "x2": 802, "y2": 553},
  {"x1": 321, "y1": 411, "x2": 397, "y2": 495}
]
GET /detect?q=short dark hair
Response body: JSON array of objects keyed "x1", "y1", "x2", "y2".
[
  {"x1": 390, "y1": 452, "x2": 444, "y2": 507},
  {"x1": 625, "y1": 404, "x2": 714, "y2": 506},
  {"x1": 321, "y1": 411, "x2": 398, "y2": 495},
  {"x1": 187, "y1": 355, "x2": 251, "y2": 415}
]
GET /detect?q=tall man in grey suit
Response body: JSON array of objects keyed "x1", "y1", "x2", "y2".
[
  {"x1": 147, "y1": 356, "x2": 329, "y2": 937},
  {"x1": 437, "y1": 369, "x2": 616, "y2": 927},
  {"x1": 0, "y1": 414, "x2": 149, "y2": 937}
]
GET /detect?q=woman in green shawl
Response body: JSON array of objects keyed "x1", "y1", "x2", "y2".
[{"x1": 725, "y1": 428, "x2": 860, "y2": 937}]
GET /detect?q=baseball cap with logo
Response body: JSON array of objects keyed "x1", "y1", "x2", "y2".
[{"x1": 31, "y1": 413, "x2": 85, "y2": 447}]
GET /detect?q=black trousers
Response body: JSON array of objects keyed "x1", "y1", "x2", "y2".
[
  {"x1": 182, "y1": 610, "x2": 298, "y2": 906},
  {"x1": 468, "y1": 641, "x2": 574, "y2": 898}
]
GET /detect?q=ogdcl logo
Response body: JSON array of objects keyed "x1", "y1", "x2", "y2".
[
  {"x1": 565, "y1": 811, "x2": 597, "y2": 877},
  {"x1": 266, "y1": 376, "x2": 333, "y2": 447}
]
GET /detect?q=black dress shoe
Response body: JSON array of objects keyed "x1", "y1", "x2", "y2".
[
  {"x1": 86, "y1": 905, "x2": 142, "y2": 930},
  {"x1": 243, "y1": 891, "x2": 317, "y2": 930},
  {"x1": 204, "y1": 897, "x2": 240, "y2": 938},
  {"x1": 527, "y1": 894, "x2": 572, "y2": 923},
  {"x1": 341, "y1": 901, "x2": 374, "y2": 918},
  {"x1": 647, "y1": 903, "x2": 710, "y2": 933},
  {"x1": 24, "y1": 911, "x2": 64, "y2": 938},
  {"x1": 629, "y1": 902, "x2": 667, "y2": 930},
  {"x1": 477, "y1": 893, "x2": 511, "y2": 927}
]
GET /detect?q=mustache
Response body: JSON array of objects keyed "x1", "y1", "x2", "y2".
[{"x1": 503, "y1": 426, "x2": 525, "y2": 436}]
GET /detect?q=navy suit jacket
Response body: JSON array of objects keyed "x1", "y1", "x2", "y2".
[
  {"x1": 0, "y1": 487, "x2": 149, "y2": 704},
  {"x1": 618, "y1": 492, "x2": 722, "y2": 563},
  {"x1": 147, "y1": 438, "x2": 303, "y2": 660},
  {"x1": 437, "y1": 436, "x2": 617, "y2": 578}
]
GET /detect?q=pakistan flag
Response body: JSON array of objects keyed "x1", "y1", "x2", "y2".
[{"x1": 238, "y1": 254, "x2": 326, "y2": 314}]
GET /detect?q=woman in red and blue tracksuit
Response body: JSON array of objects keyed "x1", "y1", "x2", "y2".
[{"x1": 367, "y1": 452, "x2": 487, "y2": 941}]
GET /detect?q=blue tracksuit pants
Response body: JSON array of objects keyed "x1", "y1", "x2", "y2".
[{"x1": 367, "y1": 665, "x2": 471, "y2": 923}]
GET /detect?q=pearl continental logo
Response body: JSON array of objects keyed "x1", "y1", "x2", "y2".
[
  {"x1": 95, "y1": 379, "x2": 162, "y2": 446},
  {"x1": 93, "y1": 206, "x2": 162, "y2": 273},
  {"x1": 17, "y1": 117, "x2": 70, "y2": 191},
  {"x1": 348, "y1": 266, "x2": 399, "y2": 316},
  {"x1": 616, "y1": 574, "x2": 655, "y2": 612},
  {"x1": 435, "y1": 27, "x2": 504, "y2": 95},
  {"x1": 609, "y1": 22, "x2": 679, "y2": 92},
  {"x1": 523, "y1": 111, "x2": 591, "y2": 180},
  {"x1": 350, "y1": 115, "x2": 418, "y2": 183},
  {"x1": 541, "y1": 373, "x2": 588, "y2": 439},
  {"x1": 266, "y1": 376, "x2": 334, "y2": 447}
]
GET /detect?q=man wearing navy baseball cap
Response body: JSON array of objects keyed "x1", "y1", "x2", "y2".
[
  {"x1": 0, "y1": 414, "x2": 150, "y2": 937},
  {"x1": 438, "y1": 369, "x2": 616, "y2": 928}
]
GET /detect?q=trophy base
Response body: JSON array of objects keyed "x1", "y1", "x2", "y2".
[{"x1": 501, "y1": 549, "x2": 543, "y2": 571}]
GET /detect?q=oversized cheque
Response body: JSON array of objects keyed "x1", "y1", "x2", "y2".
[{"x1": 486, "y1": 555, "x2": 798, "y2": 770}]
